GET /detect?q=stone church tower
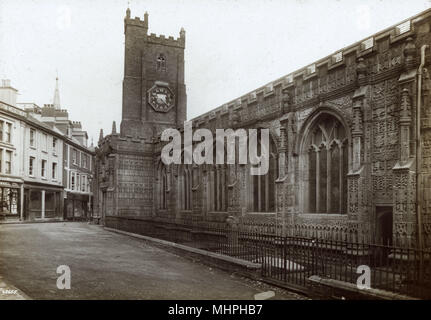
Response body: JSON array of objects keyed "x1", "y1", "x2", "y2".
[
  {"x1": 121, "y1": 7, "x2": 186, "y2": 139},
  {"x1": 94, "y1": 9, "x2": 186, "y2": 221}
]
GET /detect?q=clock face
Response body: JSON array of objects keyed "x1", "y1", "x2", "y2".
[{"x1": 148, "y1": 85, "x2": 175, "y2": 112}]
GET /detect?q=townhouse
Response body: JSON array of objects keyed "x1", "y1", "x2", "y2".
[{"x1": 0, "y1": 79, "x2": 95, "y2": 222}]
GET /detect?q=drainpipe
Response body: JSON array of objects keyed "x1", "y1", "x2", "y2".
[{"x1": 417, "y1": 44, "x2": 428, "y2": 280}]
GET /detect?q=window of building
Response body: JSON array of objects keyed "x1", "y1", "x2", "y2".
[
  {"x1": 5, "y1": 151, "x2": 12, "y2": 174},
  {"x1": 42, "y1": 133, "x2": 47, "y2": 152},
  {"x1": 71, "y1": 172, "x2": 75, "y2": 190},
  {"x1": 250, "y1": 134, "x2": 278, "y2": 213},
  {"x1": 0, "y1": 187, "x2": 20, "y2": 215},
  {"x1": 0, "y1": 121, "x2": 13, "y2": 143},
  {"x1": 5, "y1": 123, "x2": 11, "y2": 143},
  {"x1": 81, "y1": 175, "x2": 87, "y2": 192},
  {"x1": 30, "y1": 129, "x2": 35, "y2": 147},
  {"x1": 180, "y1": 166, "x2": 192, "y2": 211},
  {"x1": 82, "y1": 154, "x2": 87, "y2": 168},
  {"x1": 156, "y1": 54, "x2": 166, "y2": 72},
  {"x1": 158, "y1": 164, "x2": 168, "y2": 210},
  {"x1": 41, "y1": 159, "x2": 47, "y2": 178},
  {"x1": 211, "y1": 165, "x2": 228, "y2": 212},
  {"x1": 29, "y1": 190, "x2": 42, "y2": 217},
  {"x1": 52, "y1": 138, "x2": 57, "y2": 154},
  {"x1": 0, "y1": 148, "x2": 2, "y2": 173},
  {"x1": 52, "y1": 163, "x2": 57, "y2": 180},
  {"x1": 29, "y1": 157, "x2": 35, "y2": 176},
  {"x1": 44, "y1": 191, "x2": 56, "y2": 218},
  {"x1": 72, "y1": 149, "x2": 77, "y2": 164},
  {"x1": 207, "y1": 145, "x2": 229, "y2": 212},
  {"x1": 76, "y1": 173, "x2": 80, "y2": 191},
  {"x1": 303, "y1": 114, "x2": 348, "y2": 214}
]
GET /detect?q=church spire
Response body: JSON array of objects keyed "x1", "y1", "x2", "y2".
[{"x1": 53, "y1": 75, "x2": 61, "y2": 110}]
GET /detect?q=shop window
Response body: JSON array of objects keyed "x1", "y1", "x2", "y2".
[
  {"x1": 0, "y1": 187, "x2": 20, "y2": 215},
  {"x1": 30, "y1": 190, "x2": 42, "y2": 218},
  {"x1": 45, "y1": 192, "x2": 56, "y2": 218}
]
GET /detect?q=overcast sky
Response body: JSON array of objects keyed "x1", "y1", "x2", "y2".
[{"x1": 1, "y1": 0, "x2": 430, "y2": 143}]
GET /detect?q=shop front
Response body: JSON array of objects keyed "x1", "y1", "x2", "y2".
[
  {"x1": 23, "y1": 183, "x2": 63, "y2": 221},
  {"x1": 0, "y1": 179, "x2": 22, "y2": 221},
  {"x1": 64, "y1": 192, "x2": 91, "y2": 221}
]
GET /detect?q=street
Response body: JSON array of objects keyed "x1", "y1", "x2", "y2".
[{"x1": 0, "y1": 222, "x2": 306, "y2": 300}]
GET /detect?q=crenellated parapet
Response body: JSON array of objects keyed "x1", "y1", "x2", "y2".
[
  {"x1": 124, "y1": 10, "x2": 185, "y2": 48},
  {"x1": 97, "y1": 132, "x2": 154, "y2": 155},
  {"x1": 190, "y1": 11, "x2": 431, "y2": 128},
  {"x1": 147, "y1": 32, "x2": 185, "y2": 49}
]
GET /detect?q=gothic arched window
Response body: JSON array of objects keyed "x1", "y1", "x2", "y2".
[
  {"x1": 180, "y1": 165, "x2": 192, "y2": 210},
  {"x1": 249, "y1": 132, "x2": 278, "y2": 213},
  {"x1": 211, "y1": 165, "x2": 228, "y2": 212},
  {"x1": 157, "y1": 54, "x2": 166, "y2": 72},
  {"x1": 158, "y1": 163, "x2": 168, "y2": 210},
  {"x1": 208, "y1": 143, "x2": 228, "y2": 212},
  {"x1": 303, "y1": 114, "x2": 348, "y2": 214}
]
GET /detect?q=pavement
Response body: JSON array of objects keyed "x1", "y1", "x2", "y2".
[{"x1": 0, "y1": 222, "x2": 307, "y2": 300}]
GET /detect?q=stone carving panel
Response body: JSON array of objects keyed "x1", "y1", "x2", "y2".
[{"x1": 371, "y1": 78, "x2": 400, "y2": 201}]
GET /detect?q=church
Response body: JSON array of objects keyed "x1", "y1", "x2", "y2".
[{"x1": 95, "y1": 8, "x2": 431, "y2": 249}]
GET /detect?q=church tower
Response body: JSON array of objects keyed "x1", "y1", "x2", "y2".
[
  {"x1": 120, "y1": 8, "x2": 187, "y2": 138},
  {"x1": 95, "y1": 9, "x2": 187, "y2": 222}
]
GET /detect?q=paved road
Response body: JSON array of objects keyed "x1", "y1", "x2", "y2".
[{"x1": 0, "y1": 222, "x2": 306, "y2": 300}]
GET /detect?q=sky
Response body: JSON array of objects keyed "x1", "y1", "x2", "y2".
[{"x1": 1, "y1": 0, "x2": 430, "y2": 143}]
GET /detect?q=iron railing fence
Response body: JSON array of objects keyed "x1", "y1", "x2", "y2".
[{"x1": 105, "y1": 216, "x2": 431, "y2": 299}]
